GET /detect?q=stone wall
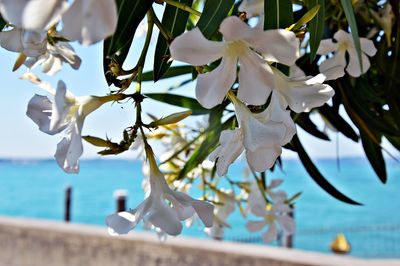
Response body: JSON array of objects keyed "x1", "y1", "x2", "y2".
[{"x1": 0, "y1": 216, "x2": 398, "y2": 266}]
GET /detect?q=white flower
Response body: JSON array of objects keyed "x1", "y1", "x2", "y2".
[
  {"x1": 0, "y1": 0, "x2": 67, "y2": 31},
  {"x1": 246, "y1": 202, "x2": 295, "y2": 243},
  {"x1": 25, "y1": 79, "x2": 107, "y2": 173},
  {"x1": 106, "y1": 150, "x2": 214, "y2": 236},
  {"x1": 0, "y1": 27, "x2": 47, "y2": 57},
  {"x1": 24, "y1": 41, "x2": 81, "y2": 75},
  {"x1": 317, "y1": 30, "x2": 377, "y2": 80},
  {"x1": 273, "y1": 66, "x2": 335, "y2": 113},
  {"x1": 170, "y1": 16, "x2": 299, "y2": 108},
  {"x1": 205, "y1": 189, "x2": 235, "y2": 239},
  {"x1": 209, "y1": 92, "x2": 296, "y2": 176},
  {"x1": 60, "y1": 0, "x2": 118, "y2": 45}
]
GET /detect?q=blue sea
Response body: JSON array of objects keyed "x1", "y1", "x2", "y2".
[{"x1": 0, "y1": 157, "x2": 399, "y2": 258}]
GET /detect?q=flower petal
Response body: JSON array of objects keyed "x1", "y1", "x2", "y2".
[
  {"x1": 246, "y1": 220, "x2": 266, "y2": 232},
  {"x1": 106, "y1": 211, "x2": 136, "y2": 235},
  {"x1": 147, "y1": 201, "x2": 182, "y2": 236},
  {"x1": 170, "y1": 27, "x2": 225, "y2": 66},
  {"x1": 0, "y1": 0, "x2": 67, "y2": 30},
  {"x1": 246, "y1": 29, "x2": 299, "y2": 66},
  {"x1": 275, "y1": 70, "x2": 335, "y2": 113},
  {"x1": 316, "y1": 39, "x2": 338, "y2": 55},
  {"x1": 26, "y1": 94, "x2": 63, "y2": 135},
  {"x1": 192, "y1": 199, "x2": 214, "y2": 227},
  {"x1": 346, "y1": 48, "x2": 370, "y2": 77},
  {"x1": 209, "y1": 129, "x2": 244, "y2": 176},
  {"x1": 360, "y1": 38, "x2": 377, "y2": 57},
  {"x1": 195, "y1": 55, "x2": 237, "y2": 108},
  {"x1": 49, "y1": 80, "x2": 70, "y2": 132},
  {"x1": 277, "y1": 215, "x2": 295, "y2": 235},
  {"x1": 262, "y1": 222, "x2": 278, "y2": 243},
  {"x1": 238, "y1": 0, "x2": 264, "y2": 17},
  {"x1": 0, "y1": 28, "x2": 23, "y2": 53},
  {"x1": 246, "y1": 145, "x2": 282, "y2": 172},
  {"x1": 318, "y1": 51, "x2": 346, "y2": 80},
  {"x1": 237, "y1": 49, "x2": 274, "y2": 105},
  {"x1": 219, "y1": 16, "x2": 255, "y2": 41},
  {"x1": 54, "y1": 120, "x2": 83, "y2": 173},
  {"x1": 61, "y1": 0, "x2": 117, "y2": 45}
]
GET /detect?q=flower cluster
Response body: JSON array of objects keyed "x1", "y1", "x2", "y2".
[{"x1": 170, "y1": 16, "x2": 334, "y2": 175}]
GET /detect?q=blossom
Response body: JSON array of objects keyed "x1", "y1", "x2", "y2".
[
  {"x1": 317, "y1": 30, "x2": 377, "y2": 80},
  {"x1": 246, "y1": 202, "x2": 295, "y2": 243},
  {"x1": 106, "y1": 148, "x2": 214, "y2": 236},
  {"x1": 209, "y1": 92, "x2": 296, "y2": 176},
  {"x1": 24, "y1": 41, "x2": 81, "y2": 75},
  {"x1": 0, "y1": 28, "x2": 47, "y2": 57},
  {"x1": 205, "y1": 189, "x2": 235, "y2": 239},
  {"x1": 170, "y1": 16, "x2": 299, "y2": 108},
  {"x1": 60, "y1": 0, "x2": 118, "y2": 45},
  {"x1": 273, "y1": 66, "x2": 335, "y2": 113},
  {"x1": 25, "y1": 79, "x2": 108, "y2": 173}
]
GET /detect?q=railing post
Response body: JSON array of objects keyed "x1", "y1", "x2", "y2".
[
  {"x1": 114, "y1": 189, "x2": 128, "y2": 212},
  {"x1": 281, "y1": 208, "x2": 294, "y2": 248},
  {"x1": 64, "y1": 185, "x2": 72, "y2": 222}
]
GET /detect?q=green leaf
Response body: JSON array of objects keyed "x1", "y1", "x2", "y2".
[
  {"x1": 295, "y1": 112, "x2": 330, "y2": 141},
  {"x1": 360, "y1": 132, "x2": 387, "y2": 183},
  {"x1": 288, "y1": 4, "x2": 320, "y2": 31},
  {"x1": 142, "y1": 65, "x2": 193, "y2": 81},
  {"x1": 196, "y1": 0, "x2": 235, "y2": 38},
  {"x1": 340, "y1": 0, "x2": 362, "y2": 71},
  {"x1": 0, "y1": 14, "x2": 6, "y2": 30},
  {"x1": 307, "y1": 0, "x2": 325, "y2": 61},
  {"x1": 319, "y1": 104, "x2": 359, "y2": 142},
  {"x1": 153, "y1": 0, "x2": 192, "y2": 81},
  {"x1": 291, "y1": 135, "x2": 361, "y2": 205},
  {"x1": 103, "y1": 0, "x2": 154, "y2": 84},
  {"x1": 145, "y1": 93, "x2": 209, "y2": 115},
  {"x1": 264, "y1": 0, "x2": 293, "y2": 30}
]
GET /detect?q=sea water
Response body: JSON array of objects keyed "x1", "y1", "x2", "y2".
[{"x1": 0, "y1": 157, "x2": 399, "y2": 258}]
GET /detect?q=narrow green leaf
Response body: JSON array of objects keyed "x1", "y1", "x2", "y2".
[
  {"x1": 153, "y1": 0, "x2": 192, "y2": 81},
  {"x1": 103, "y1": 0, "x2": 154, "y2": 83},
  {"x1": 145, "y1": 93, "x2": 209, "y2": 115},
  {"x1": 264, "y1": 0, "x2": 293, "y2": 30},
  {"x1": 196, "y1": 0, "x2": 235, "y2": 38},
  {"x1": 0, "y1": 15, "x2": 6, "y2": 30},
  {"x1": 360, "y1": 133, "x2": 387, "y2": 183},
  {"x1": 340, "y1": 0, "x2": 362, "y2": 71},
  {"x1": 295, "y1": 112, "x2": 330, "y2": 141},
  {"x1": 142, "y1": 65, "x2": 193, "y2": 81},
  {"x1": 291, "y1": 135, "x2": 361, "y2": 205},
  {"x1": 319, "y1": 104, "x2": 359, "y2": 142},
  {"x1": 307, "y1": 0, "x2": 325, "y2": 60}
]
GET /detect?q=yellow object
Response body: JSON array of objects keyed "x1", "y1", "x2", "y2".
[{"x1": 330, "y1": 233, "x2": 351, "y2": 254}]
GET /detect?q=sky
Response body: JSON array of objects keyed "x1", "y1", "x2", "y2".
[{"x1": 0, "y1": 18, "x2": 398, "y2": 162}]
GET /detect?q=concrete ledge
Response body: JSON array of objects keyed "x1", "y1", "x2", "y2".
[{"x1": 0, "y1": 216, "x2": 398, "y2": 266}]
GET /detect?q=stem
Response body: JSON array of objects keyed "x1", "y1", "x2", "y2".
[
  {"x1": 163, "y1": 0, "x2": 202, "y2": 16},
  {"x1": 150, "y1": 7, "x2": 173, "y2": 42}
]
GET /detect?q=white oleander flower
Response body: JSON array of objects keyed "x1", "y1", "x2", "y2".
[
  {"x1": 0, "y1": 0, "x2": 67, "y2": 57},
  {"x1": 209, "y1": 92, "x2": 296, "y2": 176},
  {"x1": 205, "y1": 189, "x2": 235, "y2": 239},
  {"x1": 24, "y1": 41, "x2": 81, "y2": 75},
  {"x1": 25, "y1": 78, "x2": 109, "y2": 173},
  {"x1": 246, "y1": 202, "x2": 295, "y2": 243},
  {"x1": 317, "y1": 30, "x2": 377, "y2": 80},
  {"x1": 106, "y1": 149, "x2": 214, "y2": 236},
  {"x1": 272, "y1": 66, "x2": 335, "y2": 113},
  {"x1": 170, "y1": 16, "x2": 299, "y2": 108},
  {"x1": 60, "y1": 0, "x2": 118, "y2": 45}
]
